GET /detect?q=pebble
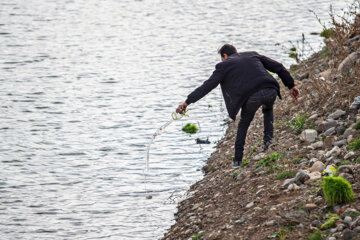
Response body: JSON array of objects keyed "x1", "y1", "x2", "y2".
[
  {"x1": 311, "y1": 220, "x2": 321, "y2": 228},
  {"x1": 305, "y1": 203, "x2": 317, "y2": 210},
  {"x1": 336, "y1": 125, "x2": 346, "y2": 135},
  {"x1": 245, "y1": 202, "x2": 254, "y2": 208},
  {"x1": 328, "y1": 237, "x2": 336, "y2": 240},
  {"x1": 324, "y1": 127, "x2": 336, "y2": 136},
  {"x1": 288, "y1": 183, "x2": 300, "y2": 191}
]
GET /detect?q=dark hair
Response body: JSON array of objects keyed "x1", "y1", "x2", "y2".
[{"x1": 218, "y1": 44, "x2": 237, "y2": 57}]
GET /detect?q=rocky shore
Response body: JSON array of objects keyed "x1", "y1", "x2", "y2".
[{"x1": 161, "y1": 11, "x2": 360, "y2": 240}]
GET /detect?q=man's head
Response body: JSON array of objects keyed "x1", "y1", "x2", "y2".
[{"x1": 218, "y1": 44, "x2": 237, "y2": 61}]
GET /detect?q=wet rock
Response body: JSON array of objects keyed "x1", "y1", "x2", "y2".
[
  {"x1": 334, "y1": 139, "x2": 348, "y2": 147},
  {"x1": 300, "y1": 129, "x2": 318, "y2": 143},
  {"x1": 324, "y1": 127, "x2": 336, "y2": 136},
  {"x1": 294, "y1": 170, "x2": 310, "y2": 185},
  {"x1": 310, "y1": 161, "x2": 325, "y2": 172},
  {"x1": 337, "y1": 51, "x2": 360, "y2": 74},
  {"x1": 325, "y1": 146, "x2": 341, "y2": 158}
]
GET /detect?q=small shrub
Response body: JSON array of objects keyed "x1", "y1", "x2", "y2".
[
  {"x1": 227, "y1": 156, "x2": 234, "y2": 162},
  {"x1": 354, "y1": 120, "x2": 360, "y2": 130},
  {"x1": 288, "y1": 114, "x2": 307, "y2": 134},
  {"x1": 231, "y1": 172, "x2": 238, "y2": 180},
  {"x1": 276, "y1": 171, "x2": 296, "y2": 180},
  {"x1": 347, "y1": 136, "x2": 360, "y2": 150},
  {"x1": 322, "y1": 177, "x2": 355, "y2": 205},
  {"x1": 241, "y1": 160, "x2": 250, "y2": 167},
  {"x1": 192, "y1": 232, "x2": 203, "y2": 240},
  {"x1": 293, "y1": 157, "x2": 303, "y2": 164},
  {"x1": 320, "y1": 213, "x2": 340, "y2": 230},
  {"x1": 182, "y1": 123, "x2": 198, "y2": 134}
]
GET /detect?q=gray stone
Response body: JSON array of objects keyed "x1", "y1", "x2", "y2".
[
  {"x1": 344, "y1": 216, "x2": 353, "y2": 224},
  {"x1": 337, "y1": 51, "x2": 360, "y2": 73},
  {"x1": 338, "y1": 165, "x2": 354, "y2": 175},
  {"x1": 324, "y1": 127, "x2": 336, "y2": 136},
  {"x1": 336, "y1": 125, "x2": 346, "y2": 135},
  {"x1": 329, "y1": 109, "x2": 346, "y2": 120},
  {"x1": 334, "y1": 139, "x2": 348, "y2": 147},
  {"x1": 337, "y1": 223, "x2": 345, "y2": 231},
  {"x1": 324, "y1": 119, "x2": 338, "y2": 131},
  {"x1": 311, "y1": 141, "x2": 323, "y2": 149},
  {"x1": 282, "y1": 178, "x2": 295, "y2": 189},
  {"x1": 311, "y1": 220, "x2": 321, "y2": 227},
  {"x1": 310, "y1": 161, "x2": 325, "y2": 172},
  {"x1": 245, "y1": 201, "x2": 254, "y2": 208},
  {"x1": 294, "y1": 170, "x2": 310, "y2": 185},
  {"x1": 300, "y1": 129, "x2": 318, "y2": 143},
  {"x1": 265, "y1": 220, "x2": 276, "y2": 226},
  {"x1": 343, "y1": 230, "x2": 358, "y2": 240},
  {"x1": 307, "y1": 114, "x2": 318, "y2": 122},
  {"x1": 310, "y1": 158, "x2": 319, "y2": 163}
]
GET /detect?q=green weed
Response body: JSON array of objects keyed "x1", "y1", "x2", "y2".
[
  {"x1": 320, "y1": 28, "x2": 335, "y2": 38},
  {"x1": 353, "y1": 120, "x2": 360, "y2": 130},
  {"x1": 241, "y1": 160, "x2": 250, "y2": 167},
  {"x1": 256, "y1": 153, "x2": 283, "y2": 168},
  {"x1": 322, "y1": 177, "x2": 355, "y2": 205},
  {"x1": 292, "y1": 158, "x2": 303, "y2": 164},
  {"x1": 231, "y1": 172, "x2": 238, "y2": 180},
  {"x1": 288, "y1": 114, "x2": 307, "y2": 134},
  {"x1": 347, "y1": 136, "x2": 360, "y2": 150},
  {"x1": 307, "y1": 231, "x2": 322, "y2": 240},
  {"x1": 276, "y1": 171, "x2": 296, "y2": 180},
  {"x1": 192, "y1": 232, "x2": 203, "y2": 240},
  {"x1": 320, "y1": 213, "x2": 340, "y2": 230},
  {"x1": 182, "y1": 123, "x2": 198, "y2": 134}
]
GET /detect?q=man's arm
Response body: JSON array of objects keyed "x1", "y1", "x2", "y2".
[
  {"x1": 176, "y1": 63, "x2": 224, "y2": 113},
  {"x1": 258, "y1": 53, "x2": 300, "y2": 100}
]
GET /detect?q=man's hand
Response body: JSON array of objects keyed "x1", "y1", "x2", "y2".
[
  {"x1": 176, "y1": 102, "x2": 188, "y2": 113},
  {"x1": 290, "y1": 87, "x2": 300, "y2": 101}
]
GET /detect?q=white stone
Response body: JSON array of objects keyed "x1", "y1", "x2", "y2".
[
  {"x1": 300, "y1": 129, "x2": 318, "y2": 143},
  {"x1": 245, "y1": 202, "x2": 254, "y2": 208},
  {"x1": 344, "y1": 151, "x2": 355, "y2": 160},
  {"x1": 325, "y1": 146, "x2": 341, "y2": 158},
  {"x1": 308, "y1": 172, "x2": 322, "y2": 181},
  {"x1": 288, "y1": 183, "x2": 300, "y2": 191}
]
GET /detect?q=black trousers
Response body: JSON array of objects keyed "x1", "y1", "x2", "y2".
[{"x1": 234, "y1": 88, "x2": 277, "y2": 162}]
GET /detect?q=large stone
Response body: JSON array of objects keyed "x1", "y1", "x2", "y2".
[
  {"x1": 323, "y1": 119, "x2": 337, "y2": 131},
  {"x1": 328, "y1": 109, "x2": 346, "y2": 120},
  {"x1": 337, "y1": 51, "x2": 360, "y2": 73},
  {"x1": 300, "y1": 129, "x2": 318, "y2": 143},
  {"x1": 310, "y1": 161, "x2": 325, "y2": 172},
  {"x1": 294, "y1": 170, "x2": 310, "y2": 185}
]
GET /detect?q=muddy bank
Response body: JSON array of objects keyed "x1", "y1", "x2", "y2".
[{"x1": 161, "y1": 10, "x2": 360, "y2": 240}]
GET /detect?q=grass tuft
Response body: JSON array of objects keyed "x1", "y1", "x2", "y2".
[
  {"x1": 347, "y1": 136, "x2": 360, "y2": 150},
  {"x1": 288, "y1": 114, "x2": 307, "y2": 134},
  {"x1": 256, "y1": 153, "x2": 283, "y2": 168},
  {"x1": 322, "y1": 177, "x2": 355, "y2": 205},
  {"x1": 354, "y1": 120, "x2": 360, "y2": 130},
  {"x1": 192, "y1": 232, "x2": 203, "y2": 240},
  {"x1": 320, "y1": 213, "x2": 340, "y2": 230},
  {"x1": 276, "y1": 171, "x2": 296, "y2": 180}
]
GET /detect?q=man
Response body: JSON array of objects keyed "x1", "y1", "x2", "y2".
[{"x1": 176, "y1": 44, "x2": 300, "y2": 168}]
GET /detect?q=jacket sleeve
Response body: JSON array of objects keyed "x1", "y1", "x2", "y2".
[
  {"x1": 185, "y1": 63, "x2": 224, "y2": 104},
  {"x1": 258, "y1": 53, "x2": 295, "y2": 89}
]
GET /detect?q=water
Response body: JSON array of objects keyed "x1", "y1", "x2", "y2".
[{"x1": 0, "y1": 0, "x2": 347, "y2": 239}]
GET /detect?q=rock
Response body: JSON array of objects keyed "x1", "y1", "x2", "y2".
[
  {"x1": 310, "y1": 161, "x2": 325, "y2": 172},
  {"x1": 307, "y1": 114, "x2": 318, "y2": 122},
  {"x1": 282, "y1": 178, "x2": 295, "y2": 189},
  {"x1": 265, "y1": 220, "x2": 276, "y2": 226},
  {"x1": 337, "y1": 51, "x2": 360, "y2": 73},
  {"x1": 343, "y1": 229, "x2": 358, "y2": 240},
  {"x1": 319, "y1": 69, "x2": 333, "y2": 80},
  {"x1": 329, "y1": 109, "x2": 346, "y2": 120},
  {"x1": 337, "y1": 223, "x2": 345, "y2": 231},
  {"x1": 338, "y1": 165, "x2": 354, "y2": 175},
  {"x1": 354, "y1": 226, "x2": 360, "y2": 233},
  {"x1": 288, "y1": 183, "x2": 300, "y2": 191},
  {"x1": 310, "y1": 158, "x2": 319, "y2": 163},
  {"x1": 311, "y1": 220, "x2": 321, "y2": 228},
  {"x1": 339, "y1": 173, "x2": 353, "y2": 182},
  {"x1": 308, "y1": 171, "x2": 322, "y2": 181},
  {"x1": 344, "y1": 216, "x2": 353, "y2": 225},
  {"x1": 305, "y1": 203, "x2": 317, "y2": 210},
  {"x1": 347, "y1": 135, "x2": 354, "y2": 143},
  {"x1": 349, "y1": 96, "x2": 360, "y2": 110},
  {"x1": 325, "y1": 146, "x2": 341, "y2": 158},
  {"x1": 245, "y1": 202, "x2": 254, "y2": 208},
  {"x1": 336, "y1": 125, "x2": 347, "y2": 135},
  {"x1": 344, "y1": 128, "x2": 355, "y2": 138},
  {"x1": 300, "y1": 129, "x2": 318, "y2": 143},
  {"x1": 294, "y1": 170, "x2": 310, "y2": 185},
  {"x1": 324, "y1": 119, "x2": 338, "y2": 131},
  {"x1": 324, "y1": 127, "x2": 336, "y2": 136},
  {"x1": 350, "y1": 216, "x2": 360, "y2": 229},
  {"x1": 334, "y1": 139, "x2": 348, "y2": 147},
  {"x1": 311, "y1": 141, "x2": 323, "y2": 149},
  {"x1": 324, "y1": 136, "x2": 336, "y2": 148},
  {"x1": 328, "y1": 237, "x2": 336, "y2": 240}
]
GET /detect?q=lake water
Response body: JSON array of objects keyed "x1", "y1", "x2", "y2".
[{"x1": 0, "y1": 0, "x2": 347, "y2": 239}]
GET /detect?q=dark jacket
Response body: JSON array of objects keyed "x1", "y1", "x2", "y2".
[{"x1": 185, "y1": 51, "x2": 295, "y2": 120}]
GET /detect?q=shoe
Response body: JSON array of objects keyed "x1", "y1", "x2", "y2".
[
  {"x1": 232, "y1": 160, "x2": 242, "y2": 168},
  {"x1": 264, "y1": 140, "x2": 274, "y2": 151}
]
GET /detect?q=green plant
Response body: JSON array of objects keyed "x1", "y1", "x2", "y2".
[
  {"x1": 322, "y1": 177, "x2": 355, "y2": 205},
  {"x1": 292, "y1": 158, "x2": 303, "y2": 164},
  {"x1": 307, "y1": 231, "x2": 322, "y2": 240},
  {"x1": 320, "y1": 213, "x2": 340, "y2": 230},
  {"x1": 320, "y1": 28, "x2": 335, "y2": 38},
  {"x1": 231, "y1": 172, "x2": 238, "y2": 180},
  {"x1": 192, "y1": 232, "x2": 203, "y2": 240},
  {"x1": 288, "y1": 114, "x2": 307, "y2": 134},
  {"x1": 182, "y1": 123, "x2": 198, "y2": 134},
  {"x1": 228, "y1": 156, "x2": 234, "y2": 162},
  {"x1": 241, "y1": 160, "x2": 250, "y2": 167},
  {"x1": 256, "y1": 153, "x2": 283, "y2": 168},
  {"x1": 347, "y1": 136, "x2": 360, "y2": 150},
  {"x1": 276, "y1": 171, "x2": 296, "y2": 180},
  {"x1": 354, "y1": 120, "x2": 360, "y2": 130}
]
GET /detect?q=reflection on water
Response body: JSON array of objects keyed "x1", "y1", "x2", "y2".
[{"x1": 0, "y1": 0, "x2": 346, "y2": 239}]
